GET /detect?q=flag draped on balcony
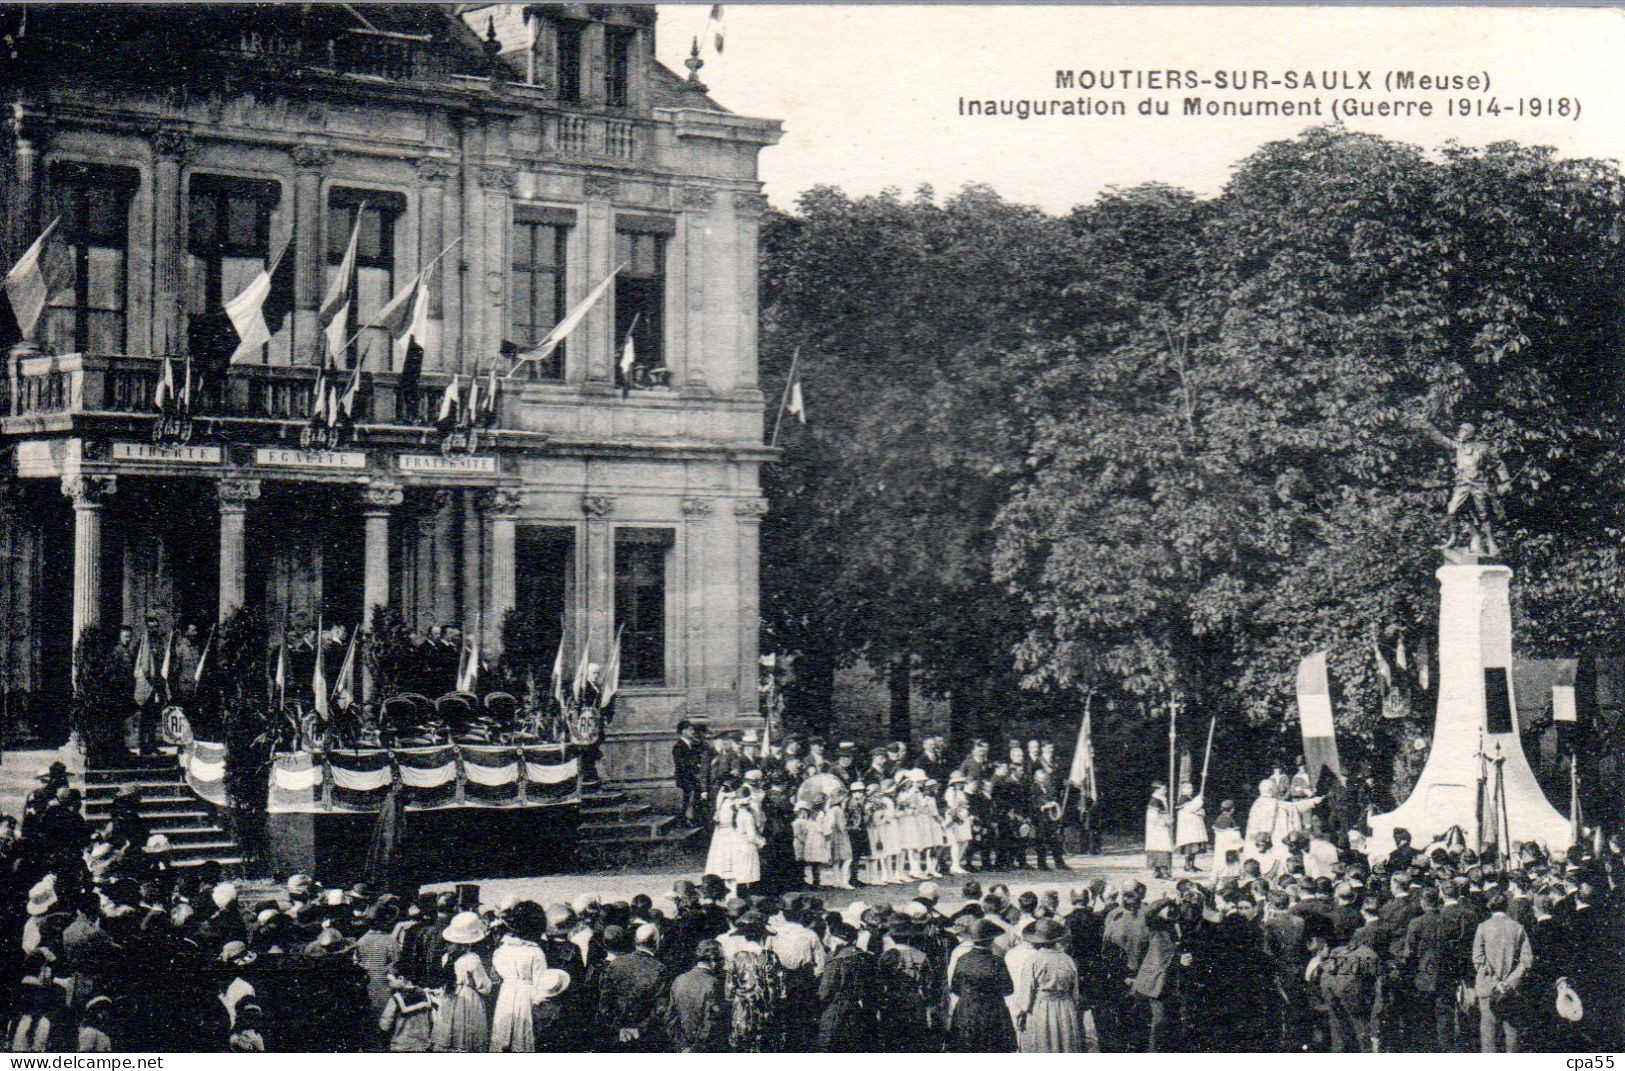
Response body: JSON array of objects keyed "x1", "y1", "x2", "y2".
[
  {"x1": 224, "y1": 240, "x2": 296, "y2": 364},
  {"x1": 321, "y1": 205, "x2": 366, "y2": 363},
  {"x1": 2, "y1": 216, "x2": 69, "y2": 344},
  {"x1": 505, "y1": 266, "x2": 622, "y2": 378}
]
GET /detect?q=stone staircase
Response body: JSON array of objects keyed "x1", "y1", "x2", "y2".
[
  {"x1": 84, "y1": 754, "x2": 247, "y2": 871},
  {"x1": 577, "y1": 786, "x2": 704, "y2": 851}
]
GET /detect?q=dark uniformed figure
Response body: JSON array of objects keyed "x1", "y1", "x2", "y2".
[{"x1": 673, "y1": 720, "x2": 709, "y2": 825}]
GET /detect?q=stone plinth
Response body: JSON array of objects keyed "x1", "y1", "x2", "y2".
[{"x1": 1368, "y1": 563, "x2": 1571, "y2": 857}]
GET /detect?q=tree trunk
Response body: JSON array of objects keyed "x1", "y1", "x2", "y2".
[{"x1": 887, "y1": 656, "x2": 912, "y2": 744}]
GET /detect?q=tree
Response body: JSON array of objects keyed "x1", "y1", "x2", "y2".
[
  {"x1": 993, "y1": 128, "x2": 1625, "y2": 798},
  {"x1": 759, "y1": 184, "x2": 1082, "y2": 738}
]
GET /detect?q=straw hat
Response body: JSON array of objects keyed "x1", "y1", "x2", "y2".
[
  {"x1": 536, "y1": 968, "x2": 572, "y2": 1000},
  {"x1": 1026, "y1": 918, "x2": 1068, "y2": 946},
  {"x1": 144, "y1": 834, "x2": 171, "y2": 854},
  {"x1": 26, "y1": 876, "x2": 57, "y2": 916},
  {"x1": 442, "y1": 910, "x2": 490, "y2": 945}
]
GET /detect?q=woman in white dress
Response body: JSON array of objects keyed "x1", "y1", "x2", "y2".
[
  {"x1": 703, "y1": 781, "x2": 740, "y2": 880},
  {"x1": 489, "y1": 903, "x2": 549, "y2": 1053}
]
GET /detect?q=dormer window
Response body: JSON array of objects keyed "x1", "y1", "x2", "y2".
[
  {"x1": 555, "y1": 21, "x2": 584, "y2": 104},
  {"x1": 605, "y1": 25, "x2": 635, "y2": 107}
]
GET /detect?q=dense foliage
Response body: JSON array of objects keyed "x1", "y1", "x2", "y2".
[{"x1": 760, "y1": 128, "x2": 1625, "y2": 804}]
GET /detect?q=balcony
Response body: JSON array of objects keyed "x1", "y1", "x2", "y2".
[
  {"x1": 547, "y1": 114, "x2": 641, "y2": 163},
  {"x1": 2, "y1": 353, "x2": 489, "y2": 432}
]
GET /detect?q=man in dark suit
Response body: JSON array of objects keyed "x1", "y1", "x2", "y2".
[
  {"x1": 672, "y1": 720, "x2": 708, "y2": 825},
  {"x1": 594, "y1": 924, "x2": 670, "y2": 1051},
  {"x1": 665, "y1": 939, "x2": 728, "y2": 1052}
]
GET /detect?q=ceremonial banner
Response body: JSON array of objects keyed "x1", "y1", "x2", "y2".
[
  {"x1": 184, "y1": 741, "x2": 229, "y2": 808},
  {"x1": 268, "y1": 751, "x2": 321, "y2": 812},
  {"x1": 1296, "y1": 652, "x2": 1344, "y2": 786},
  {"x1": 1067, "y1": 703, "x2": 1098, "y2": 803}
]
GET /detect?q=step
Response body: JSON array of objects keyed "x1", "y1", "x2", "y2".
[
  {"x1": 83, "y1": 776, "x2": 189, "y2": 795},
  {"x1": 86, "y1": 811, "x2": 219, "y2": 832},
  {"x1": 84, "y1": 780, "x2": 192, "y2": 798},
  {"x1": 160, "y1": 837, "x2": 241, "y2": 855},
  {"x1": 86, "y1": 797, "x2": 214, "y2": 817},
  {"x1": 580, "y1": 801, "x2": 652, "y2": 820},
  {"x1": 86, "y1": 755, "x2": 182, "y2": 776},
  {"x1": 145, "y1": 825, "x2": 233, "y2": 844},
  {"x1": 170, "y1": 855, "x2": 247, "y2": 870}
]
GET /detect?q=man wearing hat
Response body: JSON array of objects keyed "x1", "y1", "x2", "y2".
[
  {"x1": 673, "y1": 719, "x2": 709, "y2": 826},
  {"x1": 22, "y1": 762, "x2": 68, "y2": 840}
]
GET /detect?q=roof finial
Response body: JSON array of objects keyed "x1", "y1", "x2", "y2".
[{"x1": 683, "y1": 36, "x2": 707, "y2": 92}]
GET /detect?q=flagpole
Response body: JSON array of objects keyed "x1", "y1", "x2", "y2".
[
  {"x1": 770, "y1": 346, "x2": 800, "y2": 448},
  {"x1": 1166, "y1": 692, "x2": 1179, "y2": 862},
  {"x1": 1198, "y1": 715, "x2": 1216, "y2": 799}
]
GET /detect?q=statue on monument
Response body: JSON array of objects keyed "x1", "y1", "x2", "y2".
[{"x1": 1411, "y1": 409, "x2": 1512, "y2": 558}]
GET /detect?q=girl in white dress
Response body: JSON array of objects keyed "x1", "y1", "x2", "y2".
[
  {"x1": 919, "y1": 779, "x2": 947, "y2": 878},
  {"x1": 703, "y1": 782, "x2": 739, "y2": 880},
  {"x1": 943, "y1": 773, "x2": 975, "y2": 875},
  {"x1": 725, "y1": 787, "x2": 764, "y2": 893}
]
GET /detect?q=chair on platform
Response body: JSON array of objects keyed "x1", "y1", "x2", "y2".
[
  {"x1": 437, "y1": 691, "x2": 492, "y2": 742},
  {"x1": 383, "y1": 692, "x2": 439, "y2": 745},
  {"x1": 483, "y1": 692, "x2": 519, "y2": 738}
]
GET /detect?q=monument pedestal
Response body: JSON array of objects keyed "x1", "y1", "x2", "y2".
[{"x1": 1367, "y1": 563, "x2": 1570, "y2": 858}]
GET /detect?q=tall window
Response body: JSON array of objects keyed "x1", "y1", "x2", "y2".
[
  {"x1": 326, "y1": 190, "x2": 402, "y2": 365},
  {"x1": 555, "y1": 21, "x2": 584, "y2": 103},
  {"x1": 605, "y1": 26, "x2": 635, "y2": 107},
  {"x1": 187, "y1": 175, "x2": 283, "y2": 360},
  {"x1": 614, "y1": 224, "x2": 668, "y2": 388},
  {"x1": 510, "y1": 209, "x2": 571, "y2": 379},
  {"x1": 44, "y1": 165, "x2": 134, "y2": 355},
  {"x1": 614, "y1": 528, "x2": 671, "y2": 686}
]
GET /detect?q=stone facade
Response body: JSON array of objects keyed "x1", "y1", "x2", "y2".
[{"x1": 0, "y1": 5, "x2": 781, "y2": 790}]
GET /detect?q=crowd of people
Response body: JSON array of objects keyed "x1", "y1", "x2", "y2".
[
  {"x1": 678, "y1": 728, "x2": 1087, "y2": 894},
  {"x1": 1, "y1": 735, "x2": 1621, "y2": 1053}
]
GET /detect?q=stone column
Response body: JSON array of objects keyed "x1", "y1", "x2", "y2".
[
  {"x1": 416, "y1": 158, "x2": 451, "y2": 322},
  {"x1": 429, "y1": 491, "x2": 457, "y2": 627},
  {"x1": 681, "y1": 188, "x2": 715, "y2": 390},
  {"x1": 733, "y1": 193, "x2": 769, "y2": 393},
  {"x1": 734, "y1": 496, "x2": 768, "y2": 715},
  {"x1": 582, "y1": 494, "x2": 615, "y2": 658},
  {"x1": 216, "y1": 478, "x2": 261, "y2": 620},
  {"x1": 682, "y1": 496, "x2": 714, "y2": 709},
  {"x1": 361, "y1": 483, "x2": 402, "y2": 630},
  {"x1": 148, "y1": 127, "x2": 190, "y2": 356},
  {"x1": 581, "y1": 175, "x2": 619, "y2": 386},
  {"x1": 291, "y1": 144, "x2": 332, "y2": 366},
  {"x1": 482, "y1": 488, "x2": 522, "y2": 654},
  {"x1": 62, "y1": 476, "x2": 117, "y2": 647},
  {"x1": 8, "y1": 107, "x2": 48, "y2": 365},
  {"x1": 477, "y1": 167, "x2": 516, "y2": 370},
  {"x1": 461, "y1": 489, "x2": 483, "y2": 636}
]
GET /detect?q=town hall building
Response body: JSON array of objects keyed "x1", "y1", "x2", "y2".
[{"x1": 0, "y1": 3, "x2": 781, "y2": 794}]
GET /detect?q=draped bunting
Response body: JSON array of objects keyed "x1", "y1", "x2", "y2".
[
  {"x1": 395, "y1": 747, "x2": 458, "y2": 790},
  {"x1": 269, "y1": 751, "x2": 321, "y2": 812},
  {"x1": 184, "y1": 741, "x2": 229, "y2": 807},
  {"x1": 524, "y1": 751, "x2": 580, "y2": 802},
  {"x1": 460, "y1": 746, "x2": 519, "y2": 802},
  {"x1": 179, "y1": 744, "x2": 583, "y2": 813},
  {"x1": 329, "y1": 749, "x2": 393, "y2": 797}
]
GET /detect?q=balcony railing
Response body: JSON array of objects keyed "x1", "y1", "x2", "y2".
[
  {"x1": 4, "y1": 354, "x2": 485, "y2": 429},
  {"x1": 546, "y1": 114, "x2": 641, "y2": 162}
]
